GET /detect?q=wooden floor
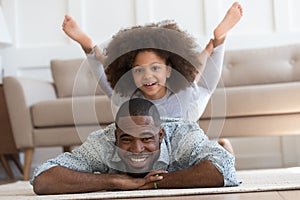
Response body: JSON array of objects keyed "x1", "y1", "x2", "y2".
[
  {"x1": 0, "y1": 178, "x2": 20, "y2": 185},
  {"x1": 114, "y1": 190, "x2": 300, "y2": 200},
  {"x1": 0, "y1": 179, "x2": 299, "y2": 199}
]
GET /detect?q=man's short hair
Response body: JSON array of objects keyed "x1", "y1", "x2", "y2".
[{"x1": 115, "y1": 98, "x2": 161, "y2": 128}]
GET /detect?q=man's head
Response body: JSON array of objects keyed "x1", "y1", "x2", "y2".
[{"x1": 115, "y1": 98, "x2": 164, "y2": 175}]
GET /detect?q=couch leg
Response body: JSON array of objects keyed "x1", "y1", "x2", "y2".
[
  {"x1": 12, "y1": 154, "x2": 23, "y2": 174},
  {"x1": 63, "y1": 146, "x2": 71, "y2": 152},
  {"x1": 0, "y1": 155, "x2": 14, "y2": 179},
  {"x1": 23, "y1": 148, "x2": 34, "y2": 181}
]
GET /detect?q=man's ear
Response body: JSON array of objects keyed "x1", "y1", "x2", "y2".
[{"x1": 159, "y1": 128, "x2": 165, "y2": 143}]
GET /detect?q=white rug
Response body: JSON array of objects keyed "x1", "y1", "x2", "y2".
[{"x1": 0, "y1": 167, "x2": 300, "y2": 200}]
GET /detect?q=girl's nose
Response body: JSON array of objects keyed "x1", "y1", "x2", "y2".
[{"x1": 143, "y1": 68, "x2": 153, "y2": 79}]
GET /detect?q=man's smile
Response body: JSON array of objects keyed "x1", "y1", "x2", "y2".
[{"x1": 126, "y1": 154, "x2": 150, "y2": 162}]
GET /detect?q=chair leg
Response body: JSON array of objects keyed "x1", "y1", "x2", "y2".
[
  {"x1": 23, "y1": 148, "x2": 34, "y2": 181},
  {"x1": 0, "y1": 154, "x2": 14, "y2": 179},
  {"x1": 11, "y1": 153, "x2": 24, "y2": 174}
]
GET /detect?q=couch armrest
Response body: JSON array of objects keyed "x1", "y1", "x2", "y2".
[{"x1": 3, "y1": 76, "x2": 57, "y2": 149}]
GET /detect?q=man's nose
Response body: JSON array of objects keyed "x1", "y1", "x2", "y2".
[{"x1": 130, "y1": 140, "x2": 145, "y2": 153}]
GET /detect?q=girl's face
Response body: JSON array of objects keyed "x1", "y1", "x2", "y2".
[{"x1": 132, "y1": 51, "x2": 171, "y2": 100}]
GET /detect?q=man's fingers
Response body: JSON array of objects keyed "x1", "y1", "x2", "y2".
[
  {"x1": 143, "y1": 173, "x2": 164, "y2": 186},
  {"x1": 137, "y1": 171, "x2": 168, "y2": 190},
  {"x1": 145, "y1": 170, "x2": 168, "y2": 177}
]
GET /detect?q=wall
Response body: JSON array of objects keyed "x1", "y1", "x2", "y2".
[{"x1": 0, "y1": 0, "x2": 300, "y2": 175}]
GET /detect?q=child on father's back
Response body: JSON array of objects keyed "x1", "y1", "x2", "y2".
[{"x1": 62, "y1": 2, "x2": 243, "y2": 154}]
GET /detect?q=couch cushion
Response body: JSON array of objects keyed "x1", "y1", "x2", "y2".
[
  {"x1": 201, "y1": 82, "x2": 300, "y2": 119},
  {"x1": 51, "y1": 59, "x2": 104, "y2": 98},
  {"x1": 31, "y1": 96, "x2": 113, "y2": 127},
  {"x1": 222, "y1": 44, "x2": 300, "y2": 87},
  {"x1": 200, "y1": 113, "x2": 300, "y2": 137}
]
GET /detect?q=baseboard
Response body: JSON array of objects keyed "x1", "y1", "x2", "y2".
[{"x1": 235, "y1": 154, "x2": 283, "y2": 170}]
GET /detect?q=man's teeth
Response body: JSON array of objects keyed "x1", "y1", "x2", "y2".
[{"x1": 130, "y1": 157, "x2": 146, "y2": 162}]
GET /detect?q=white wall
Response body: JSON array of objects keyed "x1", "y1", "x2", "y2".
[{"x1": 0, "y1": 0, "x2": 300, "y2": 175}]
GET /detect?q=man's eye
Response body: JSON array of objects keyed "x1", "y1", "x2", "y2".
[
  {"x1": 121, "y1": 138, "x2": 131, "y2": 143},
  {"x1": 142, "y1": 137, "x2": 153, "y2": 142}
]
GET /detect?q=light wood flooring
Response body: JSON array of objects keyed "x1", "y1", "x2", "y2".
[
  {"x1": 116, "y1": 190, "x2": 300, "y2": 200},
  {"x1": 0, "y1": 178, "x2": 299, "y2": 199}
]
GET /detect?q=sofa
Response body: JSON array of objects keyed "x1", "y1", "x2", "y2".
[
  {"x1": 199, "y1": 43, "x2": 300, "y2": 138},
  {"x1": 3, "y1": 43, "x2": 300, "y2": 180},
  {"x1": 3, "y1": 59, "x2": 114, "y2": 180}
]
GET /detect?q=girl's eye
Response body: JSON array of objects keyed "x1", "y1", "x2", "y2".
[
  {"x1": 151, "y1": 65, "x2": 161, "y2": 71},
  {"x1": 133, "y1": 68, "x2": 143, "y2": 74}
]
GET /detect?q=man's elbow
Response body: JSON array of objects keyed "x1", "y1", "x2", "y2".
[
  {"x1": 32, "y1": 173, "x2": 57, "y2": 195},
  {"x1": 33, "y1": 176, "x2": 49, "y2": 195},
  {"x1": 199, "y1": 160, "x2": 224, "y2": 187}
]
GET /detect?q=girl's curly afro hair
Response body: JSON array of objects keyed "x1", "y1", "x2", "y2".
[{"x1": 104, "y1": 20, "x2": 202, "y2": 96}]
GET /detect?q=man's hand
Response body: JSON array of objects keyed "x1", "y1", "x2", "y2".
[
  {"x1": 113, "y1": 170, "x2": 167, "y2": 190},
  {"x1": 138, "y1": 170, "x2": 168, "y2": 190}
]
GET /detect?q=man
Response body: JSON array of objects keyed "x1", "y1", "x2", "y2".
[{"x1": 32, "y1": 98, "x2": 238, "y2": 195}]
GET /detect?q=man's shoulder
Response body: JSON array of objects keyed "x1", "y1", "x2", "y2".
[
  {"x1": 87, "y1": 123, "x2": 116, "y2": 141},
  {"x1": 161, "y1": 117, "x2": 204, "y2": 138},
  {"x1": 161, "y1": 117, "x2": 198, "y2": 127},
  {"x1": 160, "y1": 118, "x2": 208, "y2": 160}
]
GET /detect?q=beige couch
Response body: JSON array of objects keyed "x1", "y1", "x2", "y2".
[
  {"x1": 3, "y1": 59, "x2": 114, "y2": 180},
  {"x1": 200, "y1": 44, "x2": 300, "y2": 137},
  {"x1": 3, "y1": 43, "x2": 300, "y2": 180}
]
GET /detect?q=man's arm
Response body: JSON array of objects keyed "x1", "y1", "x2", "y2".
[
  {"x1": 155, "y1": 121, "x2": 238, "y2": 189},
  {"x1": 31, "y1": 127, "x2": 165, "y2": 194},
  {"x1": 140, "y1": 160, "x2": 223, "y2": 189},
  {"x1": 33, "y1": 166, "x2": 164, "y2": 194},
  {"x1": 33, "y1": 166, "x2": 116, "y2": 194}
]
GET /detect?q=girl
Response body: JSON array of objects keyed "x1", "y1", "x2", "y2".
[{"x1": 62, "y1": 2, "x2": 243, "y2": 154}]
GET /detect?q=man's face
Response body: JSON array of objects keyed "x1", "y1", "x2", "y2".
[{"x1": 115, "y1": 115, "x2": 164, "y2": 174}]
